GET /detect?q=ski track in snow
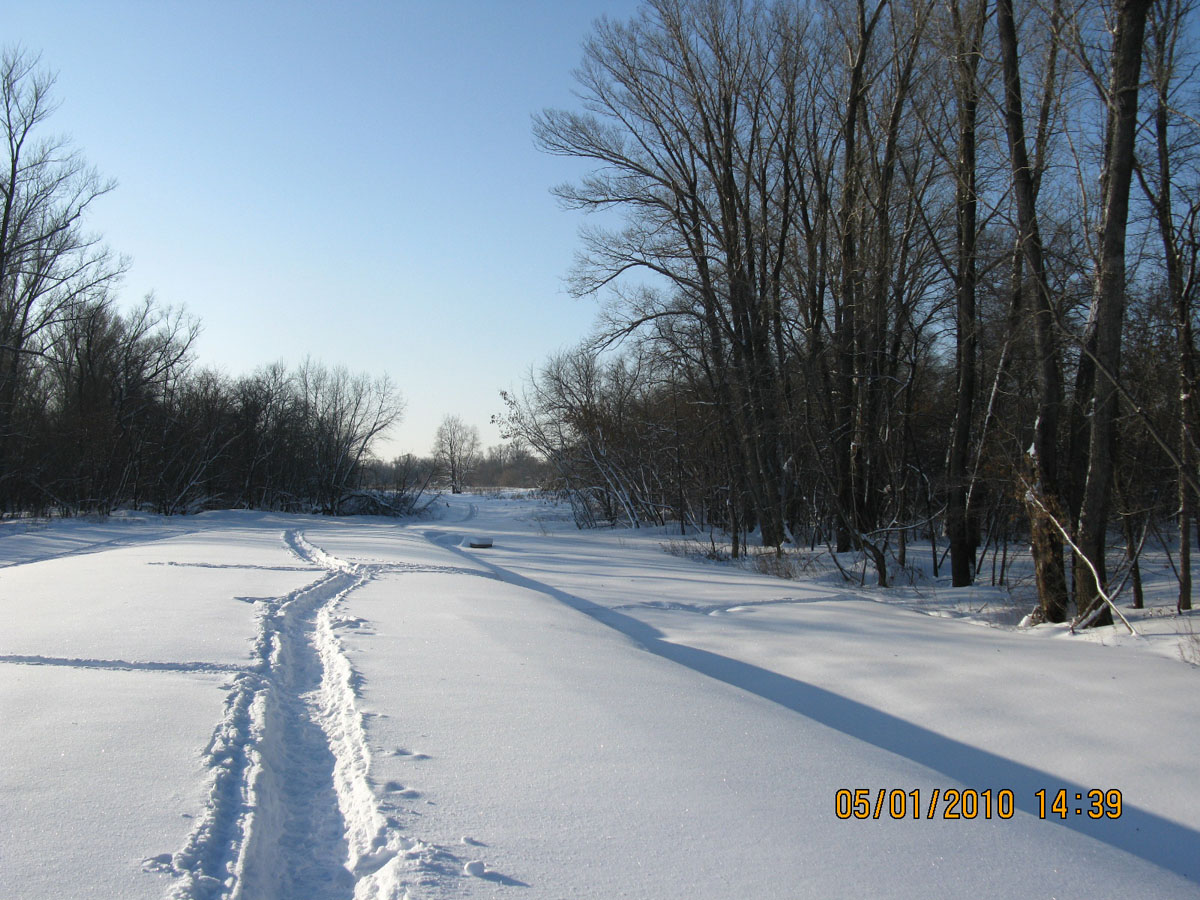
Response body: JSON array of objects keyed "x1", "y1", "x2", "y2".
[
  {"x1": 611, "y1": 596, "x2": 830, "y2": 616},
  {"x1": 0, "y1": 524, "x2": 203, "y2": 569},
  {"x1": 149, "y1": 562, "x2": 315, "y2": 572},
  {"x1": 372, "y1": 561, "x2": 495, "y2": 579},
  {"x1": 162, "y1": 530, "x2": 433, "y2": 900},
  {"x1": 0, "y1": 655, "x2": 248, "y2": 675}
]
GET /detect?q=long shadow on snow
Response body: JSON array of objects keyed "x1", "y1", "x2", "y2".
[{"x1": 437, "y1": 534, "x2": 1199, "y2": 886}]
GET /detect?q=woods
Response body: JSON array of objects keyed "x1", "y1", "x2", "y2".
[
  {"x1": 0, "y1": 50, "x2": 405, "y2": 517},
  {"x1": 4, "y1": 0, "x2": 1197, "y2": 623},
  {"x1": 502, "y1": 0, "x2": 1199, "y2": 620}
]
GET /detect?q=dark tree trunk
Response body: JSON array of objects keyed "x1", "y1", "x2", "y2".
[
  {"x1": 1143, "y1": 0, "x2": 1195, "y2": 613},
  {"x1": 1075, "y1": 0, "x2": 1152, "y2": 626},
  {"x1": 996, "y1": 0, "x2": 1069, "y2": 622},
  {"x1": 948, "y1": 0, "x2": 985, "y2": 587}
]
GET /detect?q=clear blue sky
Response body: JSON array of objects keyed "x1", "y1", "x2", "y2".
[{"x1": 8, "y1": 1, "x2": 644, "y2": 457}]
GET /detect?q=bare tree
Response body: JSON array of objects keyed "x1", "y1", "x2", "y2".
[
  {"x1": 534, "y1": 0, "x2": 809, "y2": 548},
  {"x1": 432, "y1": 415, "x2": 480, "y2": 494},
  {"x1": 296, "y1": 359, "x2": 404, "y2": 513},
  {"x1": 1070, "y1": 0, "x2": 1153, "y2": 625},
  {"x1": 0, "y1": 47, "x2": 123, "y2": 507},
  {"x1": 942, "y1": 0, "x2": 988, "y2": 586},
  {"x1": 995, "y1": 0, "x2": 1070, "y2": 621},
  {"x1": 1138, "y1": 0, "x2": 1200, "y2": 612}
]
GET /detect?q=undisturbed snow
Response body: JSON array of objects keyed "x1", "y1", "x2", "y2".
[{"x1": 1, "y1": 497, "x2": 1197, "y2": 899}]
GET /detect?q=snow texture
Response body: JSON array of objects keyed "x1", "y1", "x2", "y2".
[{"x1": 1, "y1": 499, "x2": 1197, "y2": 899}]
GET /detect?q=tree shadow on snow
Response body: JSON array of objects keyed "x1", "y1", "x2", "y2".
[{"x1": 443, "y1": 539, "x2": 1200, "y2": 887}]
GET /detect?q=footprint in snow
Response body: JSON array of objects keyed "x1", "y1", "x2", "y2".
[
  {"x1": 384, "y1": 780, "x2": 421, "y2": 798},
  {"x1": 141, "y1": 854, "x2": 173, "y2": 874},
  {"x1": 390, "y1": 747, "x2": 430, "y2": 760}
]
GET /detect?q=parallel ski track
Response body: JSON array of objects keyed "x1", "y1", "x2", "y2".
[
  {"x1": 164, "y1": 530, "x2": 430, "y2": 900},
  {"x1": 0, "y1": 523, "x2": 203, "y2": 569}
]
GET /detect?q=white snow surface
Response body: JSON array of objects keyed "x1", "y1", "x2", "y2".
[{"x1": 1, "y1": 498, "x2": 1197, "y2": 899}]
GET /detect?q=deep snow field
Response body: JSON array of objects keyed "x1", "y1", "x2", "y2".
[{"x1": 1, "y1": 493, "x2": 1197, "y2": 899}]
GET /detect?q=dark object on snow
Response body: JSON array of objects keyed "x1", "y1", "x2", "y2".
[{"x1": 468, "y1": 537, "x2": 493, "y2": 549}]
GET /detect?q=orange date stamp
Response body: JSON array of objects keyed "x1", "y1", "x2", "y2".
[{"x1": 834, "y1": 788, "x2": 1123, "y2": 820}]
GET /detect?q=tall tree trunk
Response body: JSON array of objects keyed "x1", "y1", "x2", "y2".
[
  {"x1": 996, "y1": 0, "x2": 1069, "y2": 621},
  {"x1": 1143, "y1": 0, "x2": 1195, "y2": 612},
  {"x1": 948, "y1": 0, "x2": 985, "y2": 587},
  {"x1": 1075, "y1": 0, "x2": 1152, "y2": 626},
  {"x1": 835, "y1": 0, "x2": 889, "y2": 555}
]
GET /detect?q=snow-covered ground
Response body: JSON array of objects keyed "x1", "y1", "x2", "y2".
[{"x1": 1, "y1": 496, "x2": 1197, "y2": 899}]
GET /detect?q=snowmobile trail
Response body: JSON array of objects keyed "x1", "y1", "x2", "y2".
[{"x1": 162, "y1": 530, "x2": 421, "y2": 900}]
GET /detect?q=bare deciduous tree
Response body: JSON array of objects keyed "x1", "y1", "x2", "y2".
[
  {"x1": 0, "y1": 47, "x2": 123, "y2": 503},
  {"x1": 432, "y1": 415, "x2": 480, "y2": 494},
  {"x1": 1071, "y1": 0, "x2": 1153, "y2": 625}
]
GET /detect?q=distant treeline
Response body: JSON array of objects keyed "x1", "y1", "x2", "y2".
[
  {"x1": 0, "y1": 47, "x2": 559, "y2": 519},
  {"x1": 2, "y1": 301, "x2": 405, "y2": 516},
  {"x1": 0, "y1": 50, "x2": 414, "y2": 517}
]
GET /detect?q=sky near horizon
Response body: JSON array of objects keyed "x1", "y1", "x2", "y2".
[{"x1": 7, "y1": 1, "x2": 645, "y2": 457}]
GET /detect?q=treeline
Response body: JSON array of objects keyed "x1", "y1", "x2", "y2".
[
  {"x1": 499, "y1": 0, "x2": 1198, "y2": 623},
  {"x1": 387, "y1": 428, "x2": 548, "y2": 497},
  {"x1": 466, "y1": 441, "x2": 549, "y2": 490},
  {"x1": 0, "y1": 50, "x2": 404, "y2": 517}
]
